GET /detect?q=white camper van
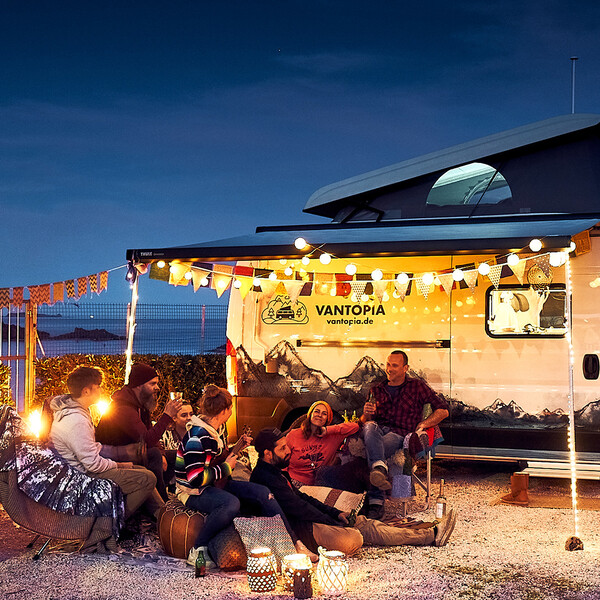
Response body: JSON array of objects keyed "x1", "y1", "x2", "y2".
[{"x1": 130, "y1": 114, "x2": 600, "y2": 467}]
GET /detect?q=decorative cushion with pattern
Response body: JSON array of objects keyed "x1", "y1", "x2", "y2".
[
  {"x1": 233, "y1": 515, "x2": 296, "y2": 569},
  {"x1": 299, "y1": 485, "x2": 366, "y2": 514},
  {"x1": 208, "y1": 523, "x2": 247, "y2": 570},
  {"x1": 157, "y1": 498, "x2": 205, "y2": 559}
]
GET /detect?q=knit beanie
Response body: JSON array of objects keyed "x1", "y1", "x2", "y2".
[
  {"x1": 306, "y1": 401, "x2": 333, "y2": 425},
  {"x1": 127, "y1": 363, "x2": 158, "y2": 388},
  {"x1": 254, "y1": 428, "x2": 285, "y2": 457}
]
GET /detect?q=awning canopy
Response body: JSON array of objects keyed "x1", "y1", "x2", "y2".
[{"x1": 128, "y1": 214, "x2": 600, "y2": 263}]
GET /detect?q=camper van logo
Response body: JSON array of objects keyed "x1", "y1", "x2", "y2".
[{"x1": 261, "y1": 295, "x2": 309, "y2": 325}]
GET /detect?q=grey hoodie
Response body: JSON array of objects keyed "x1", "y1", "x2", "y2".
[{"x1": 49, "y1": 394, "x2": 117, "y2": 474}]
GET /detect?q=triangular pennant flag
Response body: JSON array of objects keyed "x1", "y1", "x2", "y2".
[
  {"x1": 415, "y1": 277, "x2": 431, "y2": 300},
  {"x1": 149, "y1": 263, "x2": 169, "y2": 282},
  {"x1": 52, "y1": 282, "x2": 64, "y2": 304},
  {"x1": 12, "y1": 287, "x2": 24, "y2": 308},
  {"x1": 534, "y1": 254, "x2": 551, "y2": 278},
  {"x1": 315, "y1": 273, "x2": 334, "y2": 296},
  {"x1": 335, "y1": 273, "x2": 353, "y2": 298},
  {"x1": 394, "y1": 279, "x2": 410, "y2": 301},
  {"x1": 78, "y1": 277, "x2": 89, "y2": 298},
  {"x1": 508, "y1": 259, "x2": 526, "y2": 284},
  {"x1": 65, "y1": 279, "x2": 77, "y2": 299},
  {"x1": 28, "y1": 285, "x2": 40, "y2": 305},
  {"x1": 235, "y1": 276, "x2": 255, "y2": 300},
  {"x1": 438, "y1": 272, "x2": 454, "y2": 296},
  {"x1": 234, "y1": 265, "x2": 254, "y2": 278},
  {"x1": 99, "y1": 271, "x2": 108, "y2": 292},
  {"x1": 283, "y1": 280, "x2": 305, "y2": 304},
  {"x1": 299, "y1": 272, "x2": 314, "y2": 296},
  {"x1": 211, "y1": 265, "x2": 233, "y2": 297},
  {"x1": 372, "y1": 280, "x2": 389, "y2": 302},
  {"x1": 169, "y1": 263, "x2": 190, "y2": 286},
  {"x1": 257, "y1": 278, "x2": 279, "y2": 298},
  {"x1": 39, "y1": 284, "x2": 51, "y2": 305},
  {"x1": 192, "y1": 268, "x2": 211, "y2": 292},
  {"x1": 90, "y1": 273, "x2": 99, "y2": 294},
  {"x1": 356, "y1": 273, "x2": 373, "y2": 295},
  {"x1": 463, "y1": 270, "x2": 478, "y2": 293},
  {"x1": 350, "y1": 280, "x2": 368, "y2": 298},
  {"x1": 0, "y1": 288, "x2": 10, "y2": 309},
  {"x1": 487, "y1": 264, "x2": 503, "y2": 289}
]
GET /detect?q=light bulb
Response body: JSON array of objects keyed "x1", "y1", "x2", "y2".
[
  {"x1": 361, "y1": 294, "x2": 369, "y2": 302},
  {"x1": 396, "y1": 272, "x2": 409, "y2": 285},
  {"x1": 478, "y1": 262, "x2": 491, "y2": 276},
  {"x1": 371, "y1": 268, "x2": 383, "y2": 281},
  {"x1": 301, "y1": 256, "x2": 310, "y2": 266},
  {"x1": 156, "y1": 260, "x2": 166, "y2": 269},
  {"x1": 253, "y1": 278, "x2": 261, "y2": 287},
  {"x1": 279, "y1": 258, "x2": 287, "y2": 265},
  {"x1": 233, "y1": 279, "x2": 242, "y2": 289},
  {"x1": 169, "y1": 265, "x2": 176, "y2": 274},
  {"x1": 269, "y1": 272, "x2": 277, "y2": 281},
  {"x1": 422, "y1": 272, "x2": 434, "y2": 286},
  {"x1": 570, "y1": 241, "x2": 577, "y2": 252},
  {"x1": 201, "y1": 277, "x2": 209, "y2": 286},
  {"x1": 320, "y1": 253, "x2": 331, "y2": 265},
  {"x1": 452, "y1": 269, "x2": 464, "y2": 282},
  {"x1": 529, "y1": 238, "x2": 542, "y2": 252},
  {"x1": 345, "y1": 263, "x2": 357, "y2": 276},
  {"x1": 284, "y1": 266, "x2": 293, "y2": 276},
  {"x1": 550, "y1": 252, "x2": 565, "y2": 267},
  {"x1": 507, "y1": 253, "x2": 519, "y2": 266},
  {"x1": 184, "y1": 272, "x2": 192, "y2": 280},
  {"x1": 294, "y1": 237, "x2": 307, "y2": 250}
]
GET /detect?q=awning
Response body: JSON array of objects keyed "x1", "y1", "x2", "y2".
[{"x1": 128, "y1": 214, "x2": 600, "y2": 263}]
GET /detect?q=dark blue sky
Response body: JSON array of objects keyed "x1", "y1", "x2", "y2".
[{"x1": 2, "y1": 1, "x2": 599, "y2": 303}]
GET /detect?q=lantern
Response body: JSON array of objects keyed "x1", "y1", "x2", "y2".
[
  {"x1": 293, "y1": 567, "x2": 313, "y2": 599},
  {"x1": 316, "y1": 547, "x2": 348, "y2": 595},
  {"x1": 282, "y1": 553, "x2": 312, "y2": 591},
  {"x1": 246, "y1": 547, "x2": 277, "y2": 592}
]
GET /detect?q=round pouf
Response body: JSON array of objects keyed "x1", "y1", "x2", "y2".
[{"x1": 157, "y1": 499, "x2": 205, "y2": 558}]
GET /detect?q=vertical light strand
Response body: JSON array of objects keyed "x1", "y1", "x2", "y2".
[
  {"x1": 565, "y1": 254, "x2": 580, "y2": 539},
  {"x1": 124, "y1": 275, "x2": 139, "y2": 384}
]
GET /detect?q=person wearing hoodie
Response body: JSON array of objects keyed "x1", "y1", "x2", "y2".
[
  {"x1": 50, "y1": 366, "x2": 163, "y2": 519},
  {"x1": 175, "y1": 384, "x2": 315, "y2": 569},
  {"x1": 95, "y1": 362, "x2": 183, "y2": 500}
]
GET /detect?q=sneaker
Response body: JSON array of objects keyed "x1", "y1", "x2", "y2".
[
  {"x1": 369, "y1": 465, "x2": 391, "y2": 491},
  {"x1": 434, "y1": 508, "x2": 457, "y2": 547},
  {"x1": 366, "y1": 503, "x2": 386, "y2": 521},
  {"x1": 187, "y1": 546, "x2": 216, "y2": 569}
]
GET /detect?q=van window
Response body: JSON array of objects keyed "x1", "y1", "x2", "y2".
[{"x1": 485, "y1": 285, "x2": 566, "y2": 338}]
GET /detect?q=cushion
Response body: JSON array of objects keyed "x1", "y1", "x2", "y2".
[
  {"x1": 299, "y1": 486, "x2": 366, "y2": 514},
  {"x1": 157, "y1": 498, "x2": 205, "y2": 559},
  {"x1": 233, "y1": 515, "x2": 296, "y2": 569},
  {"x1": 208, "y1": 524, "x2": 247, "y2": 571}
]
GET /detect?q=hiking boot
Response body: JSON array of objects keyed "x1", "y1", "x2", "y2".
[
  {"x1": 366, "y1": 503, "x2": 386, "y2": 521},
  {"x1": 187, "y1": 546, "x2": 216, "y2": 569},
  {"x1": 434, "y1": 508, "x2": 457, "y2": 547},
  {"x1": 369, "y1": 465, "x2": 391, "y2": 491}
]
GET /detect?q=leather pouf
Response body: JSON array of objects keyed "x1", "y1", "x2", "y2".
[{"x1": 157, "y1": 499, "x2": 205, "y2": 559}]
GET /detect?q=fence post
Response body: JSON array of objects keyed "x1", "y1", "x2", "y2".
[{"x1": 24, "y1": 301, "x2": 37, "y2": 413}]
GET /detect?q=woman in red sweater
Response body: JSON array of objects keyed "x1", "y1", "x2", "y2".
[{"x1": 286, "y1": 401, "x2": 368, "y2": 493}]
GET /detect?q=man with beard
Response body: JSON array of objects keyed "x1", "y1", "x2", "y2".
[
  {"x1": 96, "y1": 363, "x2": 182, "y2": 500},
  {"x1": 250, "y1": 428, "x2": 456, "y2": 556}
]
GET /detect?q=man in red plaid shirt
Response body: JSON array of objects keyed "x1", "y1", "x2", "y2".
[{"x1": 360, "y1": 350, "x2": 449, "y2": 519}]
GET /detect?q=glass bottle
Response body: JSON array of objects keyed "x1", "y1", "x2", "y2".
[
  {"x1": 435, "y1": 479, "x2": 447, "y2": 520},
  {"x1": 195, "y1": 549, "x2": 206, "y2": 578}
]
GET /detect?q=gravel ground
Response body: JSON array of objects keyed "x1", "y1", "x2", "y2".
[{"x1": 1, "y1": 461, "x2": 599, "y2": 600}]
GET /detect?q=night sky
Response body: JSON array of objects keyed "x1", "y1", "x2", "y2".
[{"x1": 2, "y1": 1, "x2": 599, "y2": 303}]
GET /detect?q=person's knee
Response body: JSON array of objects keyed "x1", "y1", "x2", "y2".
[
  {"x1": 341, "y1": 528, "x2": 363, "y2": 556},
  {"x1": 362, "y1": 421, "x2": 379, "y2": 437},
  {"x1": 223, "y1": 495, "x2": 241, "y2": 519},
  {"x1": 146, "y1": 447, "x2": 163, "y2": 469}
]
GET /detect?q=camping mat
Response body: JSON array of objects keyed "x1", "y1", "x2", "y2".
[{"x1": 491, "y1": 494, "x2": 600, "y2": 510}]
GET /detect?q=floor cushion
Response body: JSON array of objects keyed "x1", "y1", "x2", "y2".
[{"x1": 157, "y1": 498, "x2": 205, "y2": 559}]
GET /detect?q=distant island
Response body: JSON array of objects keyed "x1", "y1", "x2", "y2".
[{"x1": 50, "y1": 327, "x2": 126, "y2": 341}]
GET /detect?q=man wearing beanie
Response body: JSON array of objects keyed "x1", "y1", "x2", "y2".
[{"x1": 96, "y1": 362, "x2": 182, "y2": 500}]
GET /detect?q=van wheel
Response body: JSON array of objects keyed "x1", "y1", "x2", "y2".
[{"x1": 281, "y1": 409, "x2": 307, "y2": 433}]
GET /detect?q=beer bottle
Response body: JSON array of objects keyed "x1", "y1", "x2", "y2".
[
  {"x1": 195, "y1": 549, "x2": 206, "y2": 578},
  {"x1": 435, "y1": 479, "x2": 447, "y2": 520}
]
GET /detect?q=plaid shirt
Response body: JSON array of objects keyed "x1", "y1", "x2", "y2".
[{"x1": 368, "y1": 377, "x2": 449, "y2": 436}]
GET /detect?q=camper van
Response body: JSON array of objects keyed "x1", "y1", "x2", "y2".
[{"x1": 130, "y1": 113, "x2": 600, "y2": 468}]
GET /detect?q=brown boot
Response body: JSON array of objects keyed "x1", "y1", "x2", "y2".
[{"x1": 500, "y1": 472, "x2": 529, "y2": 505}]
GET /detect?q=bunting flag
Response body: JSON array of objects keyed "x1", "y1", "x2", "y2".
[
  {"x1": 456, "y1": 262, "x2": 476, "y2": 289},
  {"x1": 335, "y1": 273, "x2": 353, "y2": 298},
  {"x1": 394, "y1": 279, "x2": 410, "y2": 301},
  {"x1": 192, "y1": 268, "x2": 211, "y2": 292},
  {"x1": 463, "y1": 270, "x2": 478, "y2": 293},
  {"x1": 488, "y1": 264, "x2": 503, "y2": 289},
  {"x1": 299, "y1": 273, "x2": 314, "y2": 296},
  {"x1": 78, "y1": 276, "x2": 88, "y2": 298},
  {"x1": 257, "y1": 278, "x2": 279, "y2": 299},
  {"x1": 12, "y1": 287, "x2": 24, "y2": 308},
  {"x1": 149, "y1": 263, "x2": 169, "y2": 282},
  {"x1": 52, "y1": 282, "x2": 64, "y2": 305},
  {"x1": 350, "y1": 280, "x2": 368, "y2": 298},
  {"x1": 66, "y1": 279, "x2": 77, "y2": 299},
  {"x1": 0, "y1": 288, "x2": 10, "y2": 309},
  {"x1": 90, "y1": 273, "x2": 99, "y2": 293},
  {"x1": 414, "y1": 276, "x2": 431, "y2": 300},
  {"x1": 315, "y1": 273, "x2": 334, "y2": 296},
  {"x1": 283, "y1": 280, "x2": 305, "y2": 304},
  {"x1": 437, "y1": 272, "x2": 455, "y2": 296},
  {"x1": 28, "y1": 285, "x2": 41, "y2": 305},
  {"x1": 534, "y1": 253, "x2": 552, "y2": 277},
  {"x1": 39, "y1": 284, "x2": 51, "y2": 305},
  {"x1": 372, "y1": 279, "x2": 389, "y2": 302},
  {"x1": 169, "y1": 263, "x2": 190, "y2": 287},
  {"x1": 99, "y1": 271, "x2": 108, "y2": 292},
  {"x1": 234, "y1": 277, "x2": 255, "y2": 300},
  {"x1": 211, "y1": 264, "x2": 233, "y2": 298},
  {"x1": 355, "y1": 273, "x2": 373, "y2": 295},
  {"x1": 509, "y1": 259, "x2": 526, "y2": 284}
]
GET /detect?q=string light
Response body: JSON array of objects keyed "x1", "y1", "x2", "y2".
[
  {"x1": 301, "y1": 256, "x2": 310, "y2": 266},
  {"x1": 452, "y1": 268, "x2": 464, "y2": 282},
  {"x1": 570, "y1": 241, "x2": 577, "y2": 252},
  {"x1": 507, "y1": 253, "x2": 519, "y2": 266},
  {"x1": 550, "y1": 252, "x2": 566, "y2": 267},
  {"x1": 345, "y1": 263, "x2": 357, "y2": 276},
  {"x1": 422, "y1": 272, "x2": 434, "y2": 286},
  {"x1": 233, "y1": 279, "x2": 242, "y2": 289},
  {"x1": 200, "y1": 277, "x2": 209, "y2": 286},
  {"x1": 156, "y1": 260, "x2": 166, "y2": 269},
  {"x1": 294, "y1": 237, "x2": 307, "y2": 250},
  {"x1": 184, "y1": 272, "x2": 192, "y2": 280},
  {"x1": 253, "y1": 278, "x2": 261, "y2": 287},
  {"x1": 320, "y1": 253, "x2": 332, "y2": 265},
  {"x1": 397, "y1": 273, "x2": 409, "y2": 285},
  {"x1": 529, "y1": 238, "x2": 542, "y2": 252},
  {"x1": 269, "y1": 272, "x2": 278, "y2": 281},
  {"x1": 284, "y1": 266, "x2": 293, "y2": 277},
  {"x1": 279, "y1": 258, "x2": 287, "y2": 265},
  {"x1": 478, "y1": 262, "x2": 491, "y2": 276},
  {"x1": 371, "y1": 268, "x2": 383, "y2": 281}
]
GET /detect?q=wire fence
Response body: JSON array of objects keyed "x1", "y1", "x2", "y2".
[{"x1": 33, "y1": 303, "x2": 228, "y2": 356}]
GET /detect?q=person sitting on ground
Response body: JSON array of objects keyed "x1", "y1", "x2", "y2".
[
  {"x1": 250, "y1": 428, "x2": 457, "y2": 556},
  {"x1": 50, "y1": 366, "x2": 163, "y2": 521},
  {"x1": 160, "y1": 402, "x2": 194, "y2": 493},
  {"x1": 362, "y1": 350, "x2": 449, "y2": 520},
  {"x1": 175, "y1": 384, "x2": 314, "y2": 569},
  {"x1": 286, "y1": 401, "x2": 369, "y2": 493},
  {"x1": 95, "y1": 362, "x2": 183, "y2": 501}
]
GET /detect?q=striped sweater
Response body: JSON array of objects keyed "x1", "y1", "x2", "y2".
[{"x1": 174, "y1": 416, "x2": 231, "y2": 503}]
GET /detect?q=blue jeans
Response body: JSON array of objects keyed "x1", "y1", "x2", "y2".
[
  {"x1": 185, "y1": 480, "x2": 294, "y2": 547},
  {"x1": 362, "y1": 421, "x2": 404, "y2": 505}
]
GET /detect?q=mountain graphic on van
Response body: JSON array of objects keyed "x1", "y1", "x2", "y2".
[{"x1": 261, "y1": 295, "x2": 308, "y2": 325}]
